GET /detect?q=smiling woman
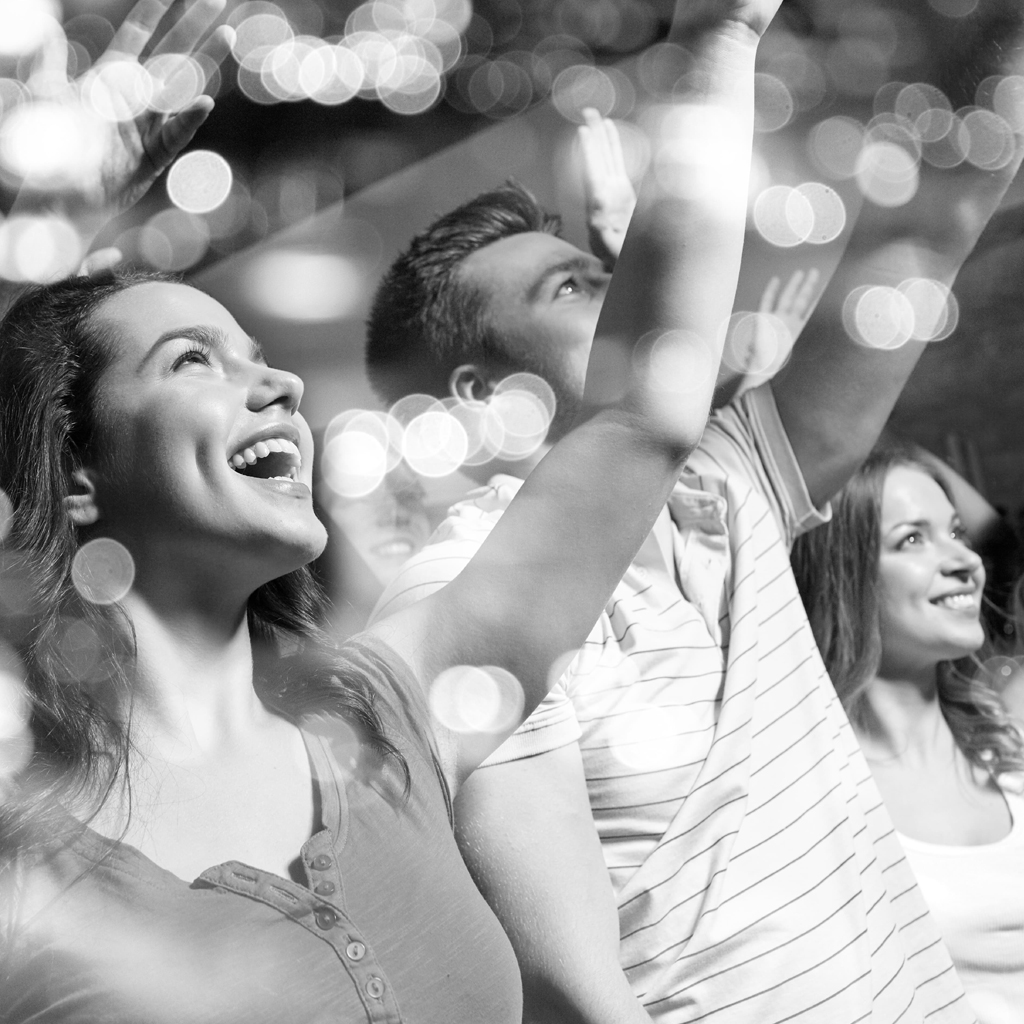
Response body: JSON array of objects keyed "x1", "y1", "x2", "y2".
[
  {"x1": 0, "y1": 270, "x2": 523, "y2": 1023},
  {"x1": 790, "y1": 440, "x2": 1024, "y2": 1022}
]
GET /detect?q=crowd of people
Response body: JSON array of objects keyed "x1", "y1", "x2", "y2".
[{"x1": 1, "y1": 0, "x2": 1023, "y2": 1022}]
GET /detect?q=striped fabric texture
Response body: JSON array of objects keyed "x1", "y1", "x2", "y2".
[{"x1": 371, "y1": 386, "x2": 975, "y2": 1024}]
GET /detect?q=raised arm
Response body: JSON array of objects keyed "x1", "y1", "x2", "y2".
[
  {"x1": 2, "y1": 0, "x2": 232, "y2": 295},
  {"x1": 771, "y1": 0, "x2": 1024, "y2": 508},
  {"x1": 372, "y1": 0, "x2": 782, "y2": 787}
]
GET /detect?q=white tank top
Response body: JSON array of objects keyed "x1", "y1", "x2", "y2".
[{"x1": 898, "y1": 779, "x2": 1024, "y2": 1024}]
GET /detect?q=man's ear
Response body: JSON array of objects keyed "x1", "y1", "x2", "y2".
[
  {"x1": 449, "y1": 363, "x2": 496, "y2": 403},
  {"x1": 64, "y1": 468, "x2": 100, "y2": 527}
]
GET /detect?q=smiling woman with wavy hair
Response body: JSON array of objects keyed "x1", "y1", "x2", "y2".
[{"x1": 790, "y1": 439, "x2": 1024, "y2": 1019}]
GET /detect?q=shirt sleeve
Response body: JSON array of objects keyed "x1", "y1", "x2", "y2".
[
  {"x1": 686, "y1": 383, "x2": 831, "y2": 547},
  {"x1": 369, "y1": 487, "x2": 582, "y2": 768}
]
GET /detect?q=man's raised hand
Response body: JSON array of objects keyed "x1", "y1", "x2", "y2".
[{"x1": 579, "y1": 109, "x2": 637, "y2": 267}]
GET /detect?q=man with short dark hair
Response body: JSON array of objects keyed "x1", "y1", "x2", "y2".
[{"x1": 368, "y1": 7, "x2": 1024, "y2": 1023}]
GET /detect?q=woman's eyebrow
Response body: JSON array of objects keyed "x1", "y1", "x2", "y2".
[
  {"x1": 885, "y1": 518, "x2": 930, "y2": 536},
  {"x1": 142, "y1": 325, "x2": 265, "y2": 364}
]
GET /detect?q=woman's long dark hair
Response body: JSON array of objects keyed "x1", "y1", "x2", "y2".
[
  {"x1": 0, "y1": 270, "x2": 412, "y2": 858},
  {"x1": 790, "y1": 440, "x2": 1024, "y2": 777}
]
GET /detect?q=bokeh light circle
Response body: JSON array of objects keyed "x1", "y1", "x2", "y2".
[
  {"x1": 0, "y1": 642, "x2": 32, "y2": 784},
  {"x1": 82, "y1": 60, "x2": 153, "y2": 122},
  {"x1": 429, "y1": 664, "x2": 525, "y2": 735},
  {"x1": 795, "y1": 182, "x2": 847, "y2": 244},
  {"x1": 488, "y1": 390, "x2": 549, "y2": 460},
  {"x1": 403, "y1": 409, "x2": 469, "y2": 476},
  {"x1": 993, "y1": 76, "x2": 1024, "y2": 133},
  {"x1": 753, "y1": 185, "x2": 814, "y2": 247},
  {"x1": 0, "y1": 215, "x2": 84, "y2": 282},
  {"x1": 961, "y1": 109, "x2": 1016, "y2": 170},
  {"x1": 0, "y1": 101, "x2": 104, "y2": 188},
  {"x1": 721, "y1": 311, "x2": 794, "y2": 378},
  {"x1": 140, "y1": 209, "x2": 210, "y2": 271},
  {"x1": 339, "y1": 410, "x2": 404, "y2": 472},
  {"x1": 387, "y1": 393, "x2": 440, "y2": 429},
  {"x1": 808, "y1": 116, "x2": 864, "y2": 179},
  {"x1": 244, "y1": 250, "x2": 364, "y2": 321},
  {"x1": 644, "y1": 329, "x2": 714, "y2": 395},
  {"x1": 322, "y1": 430, "x2": 388, "y2": 498},
  {"x1": 898, "y1": 277, "x2": 959, "y2": 341},
  {"x1": 72, "y1": 538, "x2": 135, "y2": 605},
  {"x1": 146, "y1": 53, "x2": 206, "y2": 114},
  {"x1": 552, "y1": 64, "x2": 617, "y2": 122},
  {"x1": 167, "y1": 150, "x2": 234, "y2": 214},
  {"x1": 753, "y1": 73, "x2": 794, "y2": 133},
  {"x1": 842, "y1": 285, "x2": 916, "y2": 350},
  {"x1": 855, "y1": 142, "x2": 919, "y2": 207},
  {"x1": 0, "y1": 0, "x2": 61, "y2": 57}
]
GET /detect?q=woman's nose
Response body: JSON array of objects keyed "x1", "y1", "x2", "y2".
[
  {"x1": 941, "y1": 537, "x2": 983, "y2": 576},
  {"x1": 248, "y1": 365, "x2": 304, "y2": 414}
]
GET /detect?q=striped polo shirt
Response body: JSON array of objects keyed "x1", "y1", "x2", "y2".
[{"x1": 372, "y1": 385, "x2": 973, "y2": 1024}]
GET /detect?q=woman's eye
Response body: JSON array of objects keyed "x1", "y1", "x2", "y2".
[
  {"x1": 897, "y1": 531, "x2": 922, "y2": 549},
  {"x1": 172, "y1": 346, "x2": 212, "y2": 370},
  {"x1": 952, "y1": 525, "x2": 973, "y2": 547}
]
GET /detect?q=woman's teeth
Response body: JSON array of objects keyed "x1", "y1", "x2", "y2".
[
  {"x1": 228, "y1": 437, "x2": 301, "y2": 479},
  {"x1": 935, "y1": 592, "x2": 975, "y2": 609}
]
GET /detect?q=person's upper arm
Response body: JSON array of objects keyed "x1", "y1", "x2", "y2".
[{"x1": 454, "y1": 744, "x2": 655, "y2": 1024}]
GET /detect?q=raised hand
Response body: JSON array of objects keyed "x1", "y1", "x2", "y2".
[
  {"x1": 578, "y1": 108, "x2": 637, "y2": 267},
  {"x1": 759, "y1": 268, "x2": 820, "y2": 345},
  {"x1": 84, "y1": 0, "x2": 233, "y2": 217},
  {"x1": 18, "y1": 0, "x2": 233, "y2": 233}
]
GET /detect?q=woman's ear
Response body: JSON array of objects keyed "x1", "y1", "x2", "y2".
[
  {"x1": 449, "y1": 363, "x2": 496, "y2": 403},
  {"x1": 65, "y1": 468, "x2": 100, "y2": 527}
]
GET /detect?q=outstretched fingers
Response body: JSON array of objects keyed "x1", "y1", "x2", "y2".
[
  {"x1": 776, "y1": 269, "x2": 805, "y2": 314},
  {"x1": 792, "y1": 267, "x2": 821, "y2": 318},
  {"x1": 104, "y1": 0, "x2": 175, "y2": 61},
  {"x1": 758, "y1": 275, "x2": 781, "y2": 314},
  {"x1": 151, "y1": 0, "x2": 228, "y2": 58},
  {"x1": 195, "y1": 23, "x2": 235, "y2": 90}
]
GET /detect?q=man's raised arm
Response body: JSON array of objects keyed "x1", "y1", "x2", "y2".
[{"x1": 375, "y1": 0, "x2": 783, "y2": 787}]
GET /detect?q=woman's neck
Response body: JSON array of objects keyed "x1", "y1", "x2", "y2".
[
  {"x1": 106, "y1": 590, "x2": 274, "y2": 762},
  {"x1": 856, "y1": 665, "x2": 953, "y2": 767}
]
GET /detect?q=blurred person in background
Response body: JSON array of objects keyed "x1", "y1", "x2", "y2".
[
  {"x1": 790, "y1": 440, "x2": 1024, "y2": 1024},
  {"x1": 320, "y1": 465, "x2": 431, "y2": 637},
  {"x1": 366, "y1": 3, "x2": 1024, "y2": 1020},
  {"x1": 0, "y1": 0, "x2": 781, "y2": 1018}
]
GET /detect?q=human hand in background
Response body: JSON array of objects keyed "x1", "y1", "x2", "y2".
[
  {"x1": 578, "y1": 108, "x2": 636, "y2": 268},
  {"x1": 758, "y1": 267, "x2": 820, "y2": 351},
  {"x1": 15, "y1": 0, "x2": 233, "y2": 233},
  {"x1": 725, "y1": 268, "x2": 821, "y2": 400}
]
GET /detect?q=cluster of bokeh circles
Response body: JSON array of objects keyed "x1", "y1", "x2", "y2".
[
  {"x1": 229, "y1": 0, "x2": 470, "y2": 111},
  {"x1": 3, "y1": 0, "x2": 1024, "y2": 287},
  {"x1": 321, "y1": 372, "x2": 556, "y2": 499}
]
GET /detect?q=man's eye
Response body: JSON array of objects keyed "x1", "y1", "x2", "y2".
[{"x1": 556, "y1": 277, "x2": 582, "y2": 297}]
